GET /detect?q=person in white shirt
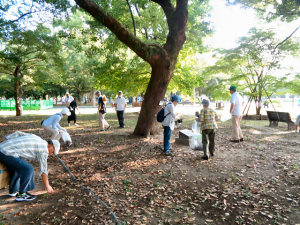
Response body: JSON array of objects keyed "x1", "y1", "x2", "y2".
[
  {"x1": 62, "y1": 92, "x2": 74, "y2": 107},
  {"x1": 0, "y1": 131, "x2": 60, "y2": 201},
  {"x1": 229, "y1": 85, "x2": 244, "y2": 142},
  {"x1": 162, "y1": 95, "x2": 180, "y2": 155},
  {"x1": 41, "y1": 108, "x2": 71, "y2": 140},
  {"x1": 115, "y1": 91, "x2": 127, "y2": 128}
]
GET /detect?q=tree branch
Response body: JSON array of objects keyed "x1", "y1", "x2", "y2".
[
  {"x1": 273, "y1": 25, "x2": 300, "y2": 52},
  {"x1": 151, "y1": 0, "x2": 175, "y2": 19},
  {"x1": 74, "y1": 0, "x2": 151, "y2": 62},
  {"x1": 126, "y1": 0, "x2": 136, "y2": 36}
]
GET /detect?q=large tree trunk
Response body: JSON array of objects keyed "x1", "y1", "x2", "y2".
[
  {"x1": 75, "y1": 0, "x2": 188, "y2": 136},
  {"x1": 134, "y1": 62, "x2": 173, "y2": 136},
  {"x1": 13, "y1": 66, "x2": 22, "y2": 116}
]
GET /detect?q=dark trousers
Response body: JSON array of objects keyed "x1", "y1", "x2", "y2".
[
  {"x1": 68, "y1": 111, "x2": 77, "y2": 123},
  {"x1": 163, "y1": 126, "x2": 172, "y2": 152},
  {"x1": 117, "y1": 110, "x2": 124, "y2": 128},
  {"x1": 0, "y1": 152, "x2": 35, "y2": 194},
  {"x1": 202, "y1": 129, "x2": 215, "y2": 157}
]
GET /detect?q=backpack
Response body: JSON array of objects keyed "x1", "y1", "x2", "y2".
[{"x1": 156, "y1": 104, "x2": 171, "y2": 122}]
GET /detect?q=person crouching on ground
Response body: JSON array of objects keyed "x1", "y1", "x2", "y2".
[
  {"x1": 0, "y1": 131, "x2": 60, "y2": 201},
  {"x1": 162, "y1": 95, "x2": 180, "y2": 155},
  {"x1": 197, "y1": 99, "x2": 219, "y2": 160},
  {"x1": 41, "y1": 108, "x2": 70, "y2": 140}
]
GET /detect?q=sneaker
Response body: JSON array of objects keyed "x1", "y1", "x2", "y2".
[
  {"x1": 15, "y1": 192, "x2": 36, "y2": 202},
  {"x1": 240, "y1": 138, "x2": 244, "y2": 142},
  {"x1": 74, "y1": 123, "x2": 79, "y2": 126},
  {"x1": 106, "y1": 126, "x2": 111, "y2": 130},
  {"x1": 163, "y1": 151, "x2": 171, "y2": 156},
  {"x1": 8, "y1": 192, "x2": 18, "y2": 197},
  {"x1": 169, "y1": 147, "x2": 174, "y2": 151},
  {"x1": 230, "y1": 139, "x2": 240, "y2": 143},
  {"x1": 201, "y1": 156, "x2": 209, "y2": 160}
]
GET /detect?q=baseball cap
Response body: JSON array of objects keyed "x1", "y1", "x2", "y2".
[
  {"x1": 229, "y1": 85, "x2": 237, "y2": 91},
  {"x1": 61, "y1": 108, "x2": 71, "y2": 116},
  {"x1": 201, "y1": 99, "x2": 210, "y2": 106},
  {"x1": 118, "y1": 91, "x2": 123, "y2": 94},
  {"x1": 171, "y1": 95, "x2": 180, "y2": 103}
]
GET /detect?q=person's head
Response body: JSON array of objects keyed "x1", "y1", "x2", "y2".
[
  {"x1": 66, "y1": 92, "x2": 70, "y2": 97},
  {"x1": 47, "y1": 140, "x2": 60, "y2": 155},
  {"x1": 118, "y1": 91, "x2": 123, "y2": 97},
  {"x1": 229, "y1": 85, "x2": 237, "y2": 94},
  {"x1": 201, "y1": 99, "x2": 210, "y2": 108},
  {"x1": 61, "y1": 108, "x2": 71, "y2": 117},
  {"x1": 102, "y1": 95, "x2": 107, "y2": 102},
  {"x1": 95, "y1": 91, "x2": 100, "y2": 97},
  {"x1": 171, "y1": 95, "x2": 180, "y2": 106}
]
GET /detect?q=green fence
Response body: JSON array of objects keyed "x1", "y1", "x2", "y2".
[{"x1": 0, "y1": 100, "x2": 53, "y2": 110}]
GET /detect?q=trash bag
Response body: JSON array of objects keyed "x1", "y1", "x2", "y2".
[
  {"x1": 189, "y1": 134, "x2": 203, "y2": 150},
  {"x1": 61, "y1": 131, "x2": 72, "y2": 146},
  {"x1": 192, "y1": 120, "x2": 200, "y2": 134}
]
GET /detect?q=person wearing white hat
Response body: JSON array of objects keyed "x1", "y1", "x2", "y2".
[
  {"x1": 41, "y1": 108, "x2": 70, "y2": 140},
  {"x1": 62, "y1": 92, "x2": 74, "y2": 107},
  {"x1": 0, "y1": 131, "x2": 60, "y2": 201}
]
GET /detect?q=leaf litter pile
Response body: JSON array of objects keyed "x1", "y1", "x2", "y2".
[{"x1": 0, "y1": 114, "x2": 299, "y2": 224}]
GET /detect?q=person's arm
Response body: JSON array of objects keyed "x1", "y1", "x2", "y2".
[
  {"x1": 214, "y1": 111, "x2": 220, "y2": 121},
  {"x1": 41, "y1": 173, "x2": 54, "y2": 193},
  {"x1": 197, "y1": 110, "x2": 204, "y2": 123},
  {"x1": 230, "y1": 103, "x2": 234, "y2": 113}
]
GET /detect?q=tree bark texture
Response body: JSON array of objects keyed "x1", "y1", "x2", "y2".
[
  {"x1": 13, "y1": 66, "x2": 22, "y2": 116},
  {"x1": 75, "y1": 0, "x2": 188, "y2": 136}
]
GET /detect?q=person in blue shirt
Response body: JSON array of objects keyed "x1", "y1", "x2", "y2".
[{"x1": 41, "y1": 108, "x2": 70, "y2": 140}]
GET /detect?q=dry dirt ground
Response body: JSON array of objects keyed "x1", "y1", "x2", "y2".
[{"x1": 0, "y1": 113, "x2": 299, "y2": 225}]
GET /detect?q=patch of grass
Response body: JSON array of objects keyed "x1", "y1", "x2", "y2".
[{"x1": 292, "y1": 164, "x2": 299, "y2": 170}]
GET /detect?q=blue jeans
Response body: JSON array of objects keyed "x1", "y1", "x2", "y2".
[
  {"x1": 0, "y1": 152, "x2": 35, "y2": 194},
  {"x1": 163, "y1": 126, "x2": 172, "y2": 152}
]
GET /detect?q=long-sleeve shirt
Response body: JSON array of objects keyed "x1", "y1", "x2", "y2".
[
  {"x1": 42, "y1": 113, "x2": 63, "y2": 131},
  {"x1": 162, "y1": 102, "x2": 177, "y2": 130},
  {"x1": 197, "y1": 107, "x2": 219, "y2": 130},
  {"x1": 0, "y1": 131, "x2": 49, "y2": 176}
]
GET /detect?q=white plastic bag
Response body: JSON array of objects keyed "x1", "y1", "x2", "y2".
[
  {"x1": 61, "y1": 131, "x2": 72, "y2": 146},
  {"x1": 189, "y1": 134, "x2": 203, "y2": 150},
  {"x1": 192, "y1": 120, "x2": 200, "y2": 134}
]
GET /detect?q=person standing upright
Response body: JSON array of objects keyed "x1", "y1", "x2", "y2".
[
  {"x1": 115, "y1": 91, "x2": 126, "y2": 128},
  {"x1": 62, "y1": 92, "x2": 74, "y2": 107},
  {"x1": 97, "y1": 95, "x2": 111, "y2": 131},
  {"x1": 229, "y1": 85, "x2": 244, "y2": 143},
  {"x1": 162, "y1": 95, "x2": 180, "y2": 155},
  {"x1": 68, "y1": 98, "x2": 80, "y2": 126},
  {"x1": 197, "y1": 99, "x2": 219, "y2": 160}
]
